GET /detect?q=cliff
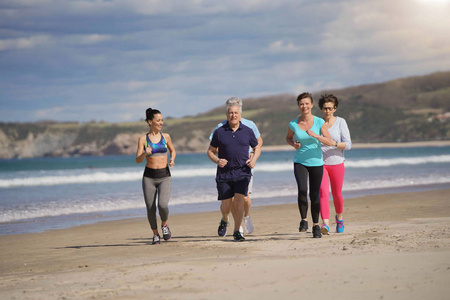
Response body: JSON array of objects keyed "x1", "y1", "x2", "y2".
[{"x1": 1, "y1": 71, "x2": 449, "y2": 159}]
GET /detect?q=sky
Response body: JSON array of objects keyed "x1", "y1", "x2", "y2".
[{"x1": 1, "y1": 0, "x2": 449, "y2": 123}]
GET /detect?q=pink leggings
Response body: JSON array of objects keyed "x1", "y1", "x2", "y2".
[{"x1": 319, "y1": 163, "x2": 345, "y2": 220}]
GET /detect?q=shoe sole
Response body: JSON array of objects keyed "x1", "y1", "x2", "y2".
[{"x1": 320, "y1": 227, "x2": 330, "y2": 235}]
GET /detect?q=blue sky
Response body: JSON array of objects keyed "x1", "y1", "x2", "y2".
[{"x1": 1, "y1": 0, "x2": 449, "y2": 123}]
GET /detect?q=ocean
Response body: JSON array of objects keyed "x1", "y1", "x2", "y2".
[{"x1": 1, "y1": 146, "x2": 450, "y2": 235}]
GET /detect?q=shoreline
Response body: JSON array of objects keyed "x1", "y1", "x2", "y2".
[
  {"x1": 1, "y1": 189, "x2": 449, "y2": 299},
  {"x1": 2, "y1": 182, "x2": 448, "y2": 237}
]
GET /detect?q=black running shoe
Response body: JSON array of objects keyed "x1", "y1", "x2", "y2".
[
  {"x1": 152, "y1": 234, "x2": 161, "y2": 245},
  {"x1": 233, "y1": 230, "x2": 245, "y2": 242},
  {"x1": 312, "y1": 225, "x2": 322, "y2": 238},
  {"x1": 162, "y1": 224, "x2": 171, "y2": 241},
  {"x1": 299, "y1": 220, "x2": 308, "y2": 232},
  {"x1": 218, "y1": 219, "x2": 229, "y2": 237}
]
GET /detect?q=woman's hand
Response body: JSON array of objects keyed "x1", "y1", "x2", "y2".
[
  {"x1": 306, "y1": 129, "x2": 319, "y2": 139},
  {"x1": 293, "y1": 141, "x2": 301, "y2": 149},
  {"x1": 169, "y1": 159, "x2": 175, "y2": 168},
  {"x1": 145, "y1": 145, "x2": 152, "y2": 156}
]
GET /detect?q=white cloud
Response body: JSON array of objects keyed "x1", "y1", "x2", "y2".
[
  {"x1": 268, "y1": 40, "x2": 303, "y2": 53},
  {"x1": 70, "y1": 34, "x2": 113, "y2": 45},
  {"x1": 35, "y1": 106, "x2": 64, "y2": 119},
  {"x1": 0, "y1": 35, "x2": 51, "y2": 51},
  {"x1": 1, "y1": 0, "x2": 449, "y2": 122}
]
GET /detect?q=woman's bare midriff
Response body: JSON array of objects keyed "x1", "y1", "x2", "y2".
[{"x1": 146, "y1": 156, "x2": 168, "y2": 169}]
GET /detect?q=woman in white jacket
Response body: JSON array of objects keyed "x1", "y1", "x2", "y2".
[{"x1": 317, "y1": 94, "x2": 352, "y2": 234}]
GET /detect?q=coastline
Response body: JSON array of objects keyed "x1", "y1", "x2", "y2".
[
  {"x1": 262, "y1": 140, "x2": 450, "y2": 152},
  {"x1": 1, "y1": 189, "x2": 449, "y2": 299}
]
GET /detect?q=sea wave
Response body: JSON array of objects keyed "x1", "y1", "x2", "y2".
[
  {"x1": 344, "y1": 154, "x2": 450, "y2": 168},
  {"x1": 1, "y1": 154, "x2": 449, "y2": 188},
  {"x1": 2, "y1": 174, "x2": 449, "y2": 223},
  {"x1": 0, "y1": 198, "x2": 146, "y2": 223},
  {"x1": 0, "y1": 171, "x2": 143, "y2": 188},
  {"x1": 0, "y1": 191, "x2": 218, "y2": 223}
]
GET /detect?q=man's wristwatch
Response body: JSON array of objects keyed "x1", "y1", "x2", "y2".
[{"x1": 335, "y1": 141, "x2": 338, "y2": 147}]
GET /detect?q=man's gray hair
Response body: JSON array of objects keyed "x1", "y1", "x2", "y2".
[{"x1": 226, "y1": 97, "x2": 242, "y2": 113}]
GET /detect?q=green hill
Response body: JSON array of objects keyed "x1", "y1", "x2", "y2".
[
  {"x1": 1, "y1": 71, "x2": 449, "y2": 158},
  {"x1": 198, "y1": 71, "x2": 450, "y2": 144}
]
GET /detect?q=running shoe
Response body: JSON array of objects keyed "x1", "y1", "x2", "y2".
[
  {"x1": 244, "y1": 215, "x2": 254, "y2": 234},
  {"x1": 162, "y1": 224, "x2": 171, "y2": 241},
  {"x1": 299, "y1": 220, "x2": 308, "y2": 232},
  {"x1": 233, "y1": 230, "x2": 246, "y2": 242},
  {"x1": 218, "y1": 219, "x2": 229, "y2": 237},
  {"x1": 320, "y1": 224, "x2": 330, "y2": 235},
  {"x1": 312, "y1": 225, "x2": 322, "y2": 238},
  {"x1": 335, "y1": 216, "x2": 345, "y2": 233},
  {"x1": 152, "y1": 234, "x2": 161, "y2": 245}
]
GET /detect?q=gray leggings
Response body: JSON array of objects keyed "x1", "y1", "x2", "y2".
[{"x1": 142, "y1": 176, "x2": 172, "y2": 230}]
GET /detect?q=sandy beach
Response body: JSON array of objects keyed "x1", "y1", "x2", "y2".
[{"x1": 1, "y1": 188, "x2": 449, "y2": 300}]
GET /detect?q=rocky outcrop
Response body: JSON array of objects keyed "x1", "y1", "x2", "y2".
[{"x1": 0, "y1": 125, "x2": 208, "y2": 159}]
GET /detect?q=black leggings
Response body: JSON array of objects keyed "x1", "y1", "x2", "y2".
[{"x1": 294, "y1": 163, "x2": 323, "y2": 224}]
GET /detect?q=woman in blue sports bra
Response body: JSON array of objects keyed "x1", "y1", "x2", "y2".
[{"x1": 136, "y1": 108, "x2": 176, "y2": 245}]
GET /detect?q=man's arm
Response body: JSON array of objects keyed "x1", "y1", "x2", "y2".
[
  {"x1": 207, "y1": 145, "x2": 227, "y2": 168},
  {"x1": 247, "y1": 144, "x2": 261, "y2": 169}
]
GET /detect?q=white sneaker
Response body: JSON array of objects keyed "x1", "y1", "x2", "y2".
[
  {"x1": 244, "y1": 216, "x2": 254, "y2": 234},
  {"x1": 239, "y1": 226, "x2": 244, "y2": 237}
]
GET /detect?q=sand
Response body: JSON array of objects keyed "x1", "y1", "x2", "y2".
[{"x1": 1, "y1": 189, "x2": 450, "y2": 300}]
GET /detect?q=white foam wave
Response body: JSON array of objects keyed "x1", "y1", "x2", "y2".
[
  {"x1": 0, "y1": 199, "x2": 146, "y2": 223},
  {"x1": 0, "y1": 192, "x2": 219, "y2": 223},
  {"x1": 1, "y1": 154, "x2": 449, "y2": 188},
  {"x1": 0, "y1": 171, "x2": 142, "y2": 188},
  {"x1": 0, "y1": 168, "x2": 217, "y2": 188},
  {"x1": 251, "y1": 174, "x2": 450, "y2": 199},
  {"x1": 344, "y1": 155, "x2": 450, "y2": 168},
  {"x1": 2, "y1": 174, "x2": 449, "y2": 223}
]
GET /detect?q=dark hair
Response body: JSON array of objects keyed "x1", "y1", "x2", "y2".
[
  {"x1": 318, "y1": 94, "x2": 339, "y2": 110},
  {"x1": 145, "y1": 108, "x2": 161, "y2": 122},
  {"x1": 296, "y1": 92, "x2": 313, "y2": 105}
]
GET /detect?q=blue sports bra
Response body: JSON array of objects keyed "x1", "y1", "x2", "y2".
[{"x1": 145, "y1": 132, "x2": 168, "y2": 157}]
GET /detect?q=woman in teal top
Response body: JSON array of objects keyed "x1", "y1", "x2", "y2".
[{"x1": 286, "y1": 92, "x2": 334, "y2": 238}]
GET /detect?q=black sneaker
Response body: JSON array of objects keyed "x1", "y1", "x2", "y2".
[
  {"x1": 233, "y1": 230, "x2": 245, "y2": 242},
  {"x1": 312, "y1": 225, "x2": 322, "y2": 238},
  {"x1": 218, "y1": 219, "x2": 229, "y2": 237},
  {"x1": 152, "y1": 234, "x2": 161, "y2": 245},
  {"x1": 162, "y1": 224, "x2": 171, "y2": 241},
  {"x1": 299, "y1": 220, "x2": 308, "y2": 232}
]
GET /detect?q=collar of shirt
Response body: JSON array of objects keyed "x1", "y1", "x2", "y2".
[{"x1": 224, "y1": 121, "x2": 242, "y2": 132}]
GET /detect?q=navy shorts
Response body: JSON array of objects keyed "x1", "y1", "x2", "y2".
[{"x1": 216, "y1": 177, "x2": 251, "y2": 200}]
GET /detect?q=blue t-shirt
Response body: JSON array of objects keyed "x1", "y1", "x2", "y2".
[
  {"x1": 288, "y1": 116, "x2": 325, "y2": 167},
  {"x1": 210, "y1": 122, "x2": 258, "y2": 181}
]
